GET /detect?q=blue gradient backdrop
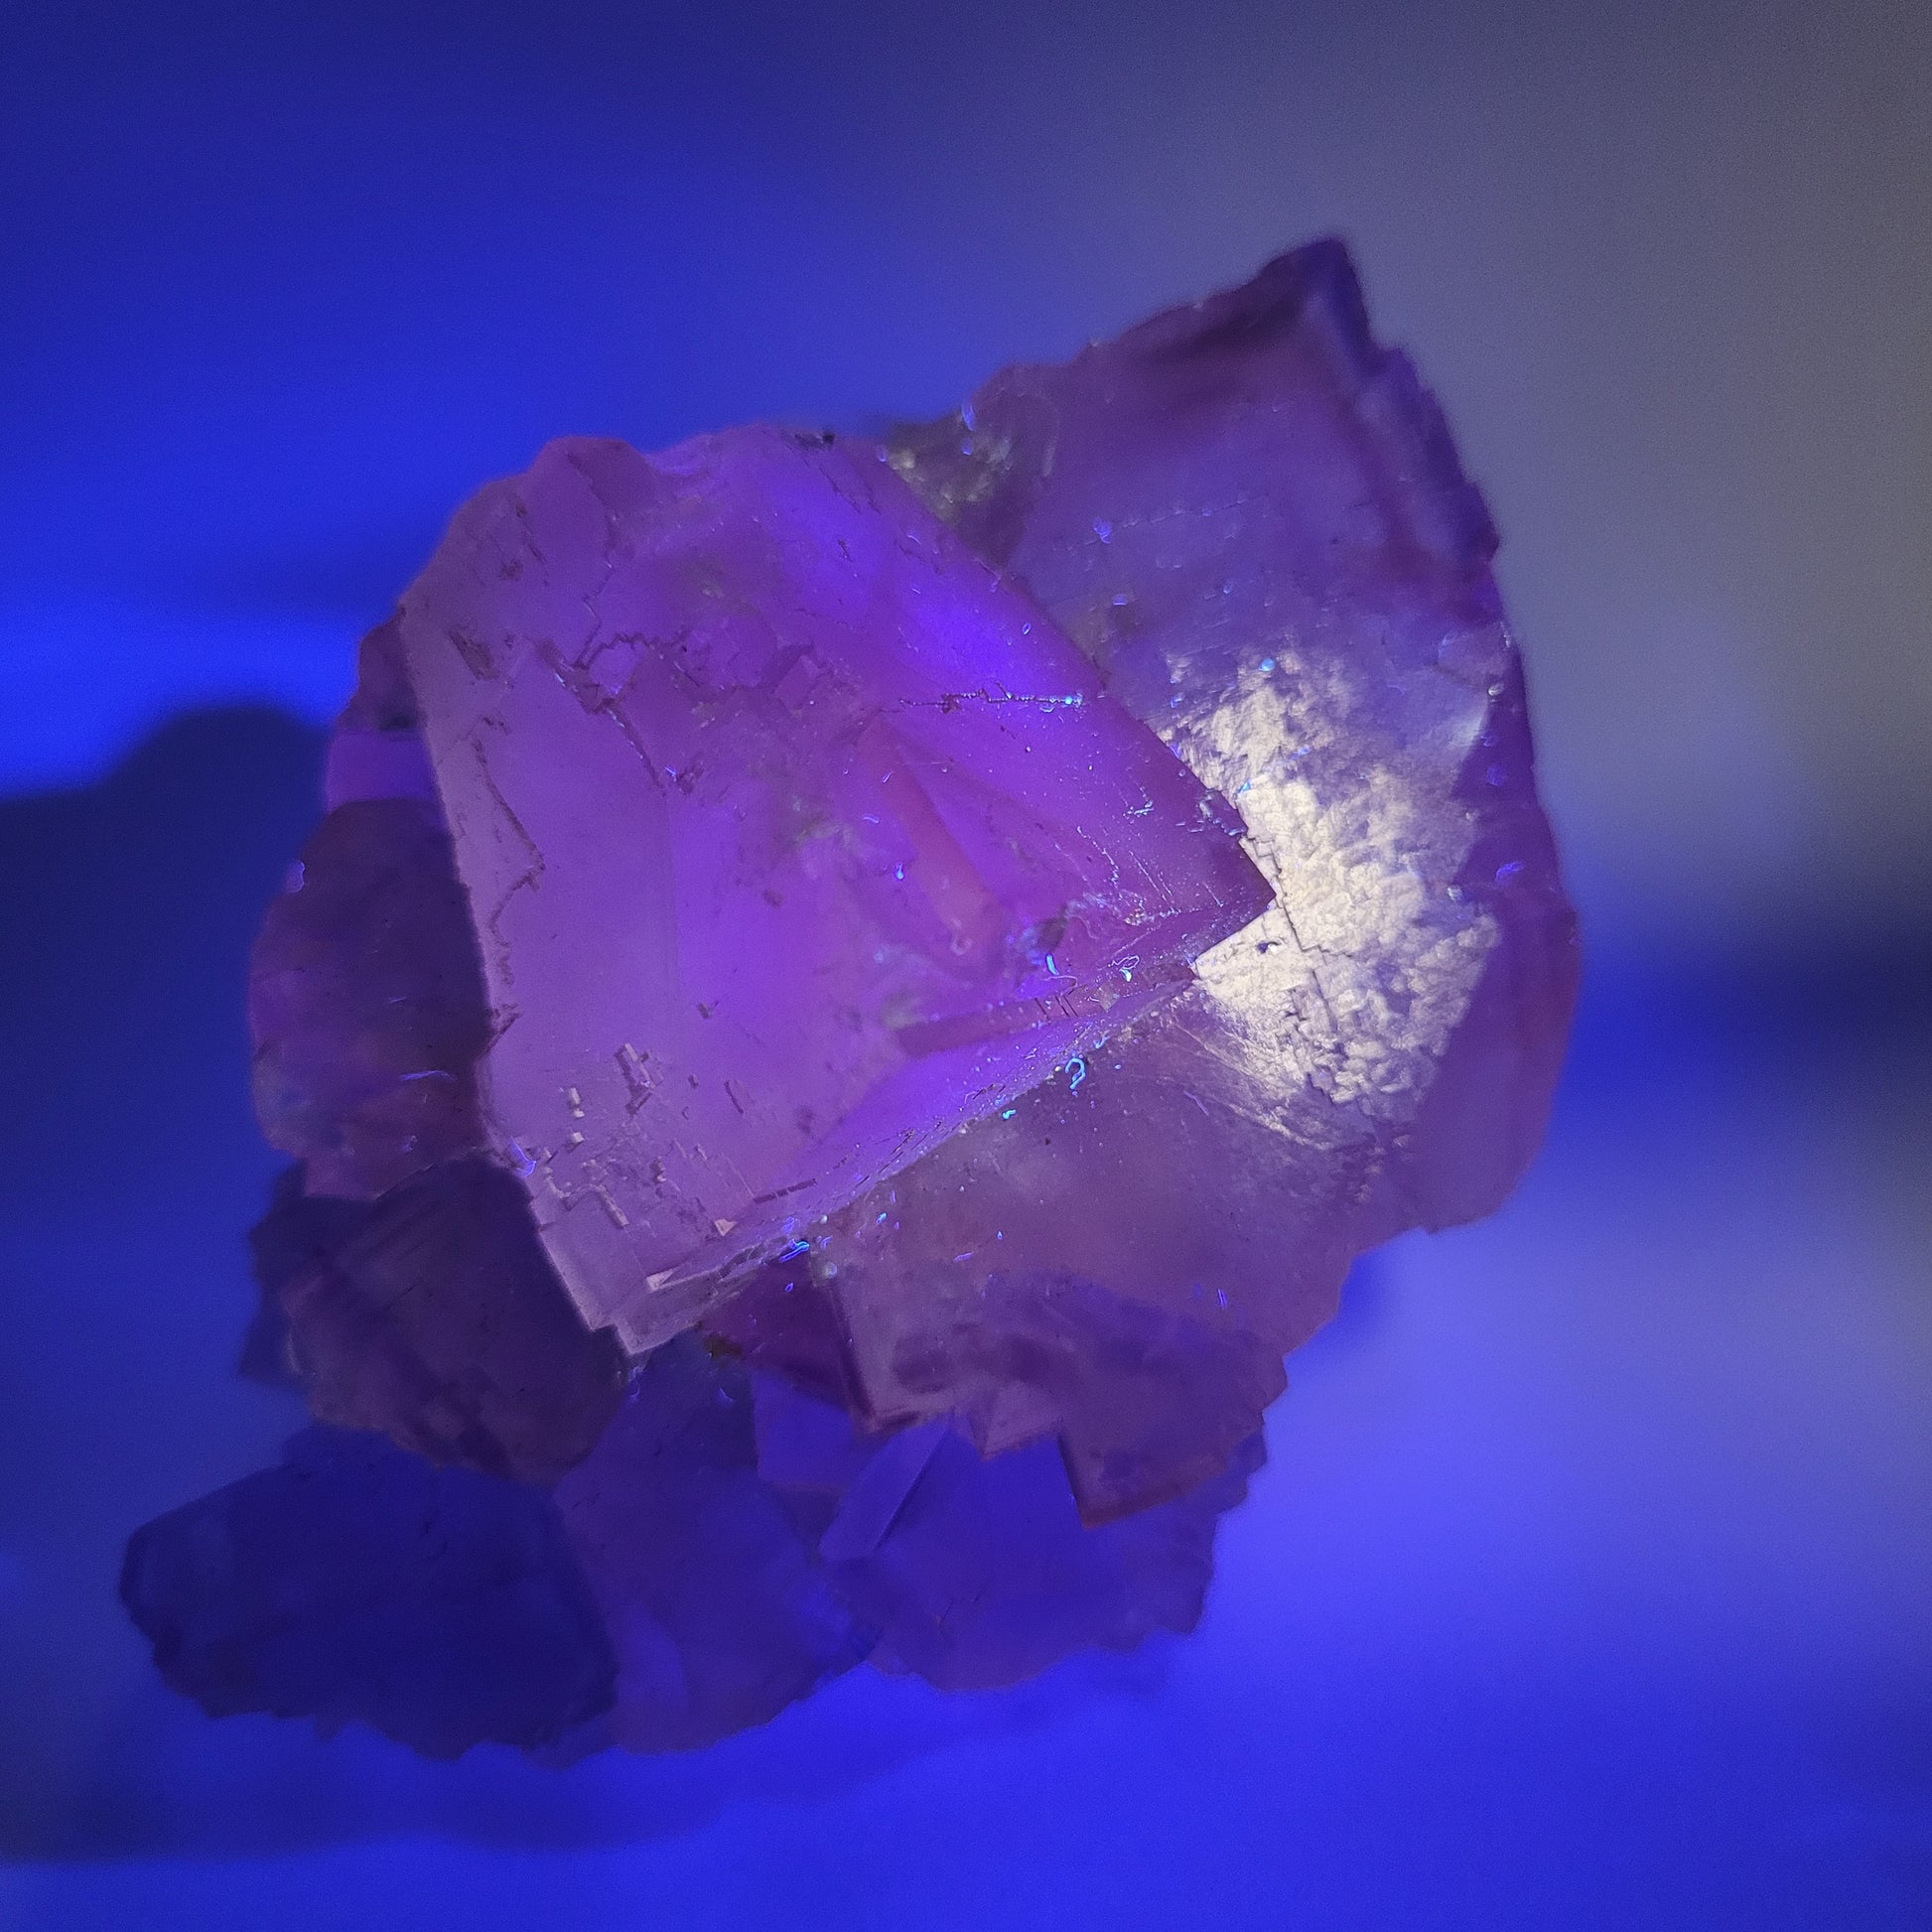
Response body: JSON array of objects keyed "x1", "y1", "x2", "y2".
[{"x1": 1, "y1": 3, "x2": 1927, "y2": 1926}]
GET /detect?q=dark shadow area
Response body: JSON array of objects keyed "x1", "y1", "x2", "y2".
[{"x1": 0, "y1": 705, "x2": 327, "y2": 1209}]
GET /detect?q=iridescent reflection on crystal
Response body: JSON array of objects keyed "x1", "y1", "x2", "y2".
[{"x1": 129, "y1": 238, "x2": 1576, "y2": 1757}]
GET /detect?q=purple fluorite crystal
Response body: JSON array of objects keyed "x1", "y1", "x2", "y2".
[
  {"x1": 547, "y1": 1338, "x2": 875, "y2": 1753},
  {"x1": 155, "y1": 237, "x2": 1579, "y2": 1756},
  {"x1": 712, "y1": 1264, "x2": 1284, "y2": 1523},
  {"x1": 829, "y1": 1426, "x2": 1260, "y2": 1692},
  {"x1": 127, "y1": 1339, "x2": 1256, "y2": 1754},
  {"x1": 253, "y1": 244, "x2": 1571, "y2": 1404},
  {"x1": 120, "y1": 1426, "x2": 617, "y2": 1758},
  {"x1": 894, "y1": 237, "x2": 1575, "y2": 1246},
  {"x1": 248, "y1": 791, "x2": 487, "y2": 1199},
  {"x1": 392, "y1": 428, "x2": 1270, "y2": 1352}
]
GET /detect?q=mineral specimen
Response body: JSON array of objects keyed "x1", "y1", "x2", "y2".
[
  {"x1": 251, "y1": 241, "x2": 1572, "y2": 1409},
  {"x1": 133, "y1": 235, "x2": 1577, "y2": 1757}
]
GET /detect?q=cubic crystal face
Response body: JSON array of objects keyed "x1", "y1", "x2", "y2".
[
  {"x1": 887, "y1": 234, "x2": 1577, "y2": 1252},
  {"x1": 893, "y1": 239, "x2": 1574, "y2": 1244},
  {"x1": 394, "y1": 427, "x2": 1269, "y2": 1350},
  {"x1": 134, "y1": 237, "x2": 1580, "y2": 1759}
]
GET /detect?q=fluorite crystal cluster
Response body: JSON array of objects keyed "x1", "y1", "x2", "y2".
[{"x1": 127, "y1": 239, "x2": 1577, "y2": 1756}]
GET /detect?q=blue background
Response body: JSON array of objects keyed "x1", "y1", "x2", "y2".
[{"x1": 1, "y1": 2, "x2": 1927, "y2": 1925}]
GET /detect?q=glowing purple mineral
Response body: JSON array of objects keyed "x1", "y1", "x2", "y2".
[
  {"x1": 245, "y1": 237, "x2": 1574, "y2": 1507},
  {"x1": 382, "y1": 429, "x2": 1270, "y2": 1351}
]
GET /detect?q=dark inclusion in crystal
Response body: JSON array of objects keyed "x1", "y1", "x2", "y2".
[{"x1": 126, "y1": 239, "x2": 1577, "y2": 1758}]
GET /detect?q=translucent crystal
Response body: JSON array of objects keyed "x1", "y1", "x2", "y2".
[{"x1": 386, "y1": 428, "x2": 1269, "y2": 1350}]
